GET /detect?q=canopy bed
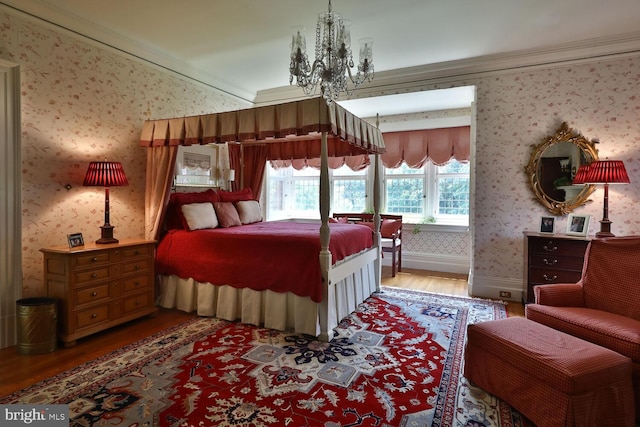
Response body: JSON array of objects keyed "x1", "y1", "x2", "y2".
[{"x1": 139, "y1": 97, "x2": 385, "y2": 341}]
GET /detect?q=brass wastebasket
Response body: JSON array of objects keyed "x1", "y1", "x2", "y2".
[{"x1": 16, "y1": 297, "x2": 57, "y2": 355}]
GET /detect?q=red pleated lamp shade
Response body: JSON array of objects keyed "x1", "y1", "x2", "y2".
[
  {"x1": 83, "y1": 162, "x2": 129, "y2": 187},
  {"x1": 572, "y1": 164, "x2": 591, "y2": 185},
  {"x1": 578, "y1": 160, "x2": 630, "y2": 185}
]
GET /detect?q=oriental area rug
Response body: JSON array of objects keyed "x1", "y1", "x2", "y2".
[{"x1": 1, "y1": 288, "x2": 533, "y2": 427}]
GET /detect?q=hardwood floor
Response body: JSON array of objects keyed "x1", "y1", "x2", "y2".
[{"x1": 0, "y1": 267, "x2": 524, "y2": 397}]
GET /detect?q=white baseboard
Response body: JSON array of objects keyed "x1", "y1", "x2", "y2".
[
  {"x1": 469, "y1": 274, "x2": 524, "y2": 302},
  {"x1": 382, "y1": 251, "x2": 470, "y2": 275}
]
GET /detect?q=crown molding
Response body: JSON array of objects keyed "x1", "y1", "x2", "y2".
[
  {"x1": 0, "y1": 1, "x2": 256, "y2": 103},
  {"x1": 254, "y1": 31, "x2": 640, "y2": 106}
]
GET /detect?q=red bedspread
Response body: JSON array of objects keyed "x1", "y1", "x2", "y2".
[{"x1": 155, "y1": 221, "x2": 373, "y2": 303}]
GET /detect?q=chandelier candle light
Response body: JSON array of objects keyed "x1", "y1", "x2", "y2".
[
  {"x1": 83, "y1": 161, "x2": 129, "y2": 244},
  {"x1": 289, "y1": 0, "x2": 374, "y2": 103},
  {"x1": 572, "y1": 160, "x2": 630, "y2": 237}
]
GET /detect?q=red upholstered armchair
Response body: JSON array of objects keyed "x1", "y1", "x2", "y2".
[{"x1": 525, "y1": 236, "x2": 640, "y2": 416}]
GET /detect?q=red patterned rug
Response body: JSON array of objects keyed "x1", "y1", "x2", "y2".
[{"x1": 1, "y1": 287, "x2": 533, "y2": 426}]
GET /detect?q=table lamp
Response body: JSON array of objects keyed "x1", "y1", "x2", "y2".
[{"x1": 83, "y1": 161, "x2": 128, "y2": 244}]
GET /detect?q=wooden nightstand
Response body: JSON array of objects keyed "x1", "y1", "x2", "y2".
[{"x1": 41, "y1": 239, "x2": 157, "y2": 347}]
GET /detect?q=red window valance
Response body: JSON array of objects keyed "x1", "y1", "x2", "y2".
[{"x1": 381, "y1": 126, "x2": 470, "y2": 168}]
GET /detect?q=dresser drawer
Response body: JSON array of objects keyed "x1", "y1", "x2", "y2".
[
  {"x1": 122, "y1": 275, "x2": 151, "y2": 294},
  {"x1": 73, "y1": 266, "x2": 111, "y2": 286},
  {"x1": 122, "y1": 291, "x2": 153, "y2": 315},
  {"x1": 75, "y1": 283, "x2": 111, "y2": 306},
  {"x1": 117, "y1": 244, "x2": 153, "y2": 260},
  {"x1": 528, "y1": 238, "x2": 588, "y2": 256},
  {"x1": 528, "y1": 267, "x2": 583, "y2": 285},
  {"x1": 75, "y1": 304, "x2": 111, "y2": 329},
  {"x1": 120, "y1": 258, "x2": 152, "y2": 276},
  {"x1": 529, "y1": 254, "x2": 585, "y2": 271},
  {"x1": 73, "y1": 251, "x2": 111, "y2": 268}
]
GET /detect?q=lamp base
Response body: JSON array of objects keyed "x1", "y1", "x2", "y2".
[
  {"x1": 96, "y1": 225, "x2": 119, "y2": 244},
  {"x1": 595, "y1": 219, "x2": 614, "y2": 238}
]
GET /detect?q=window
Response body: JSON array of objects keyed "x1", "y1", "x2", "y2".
[
  {"x1": 265, "y1": 159, "x2": 469, "y2": 225},
  {"x1": 266, "y1": 164, "x2": 367, "y2": 220},
  {"x1": 385, "y1": 160, "x2": 469, "y2": 224}
]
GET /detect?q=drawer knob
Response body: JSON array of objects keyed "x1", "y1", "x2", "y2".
[
  {"x1": 543, "y1": 245, "x2": 558, "y2": 252},
  {"x1": 543, "y1": 274, "x2": 558, "y2": 282},
  {"x1": 91, "y1": 291, "x2": 97, "y2": 297},
  {"x1": 91, "y1": 257, "x2": 98, "y2": 262},
  {"x1": 91, "y1": 313, "x2": 97, "y2": 319},
  {"x1": 135, "y1": 265, "x2": 140, "y2": 270},
  {"x1": 543, "y1": 258, "x2": 557, "y2": 266},
  {"x1": 91, "y1": 273, "x2": 98, "y2": 278}
]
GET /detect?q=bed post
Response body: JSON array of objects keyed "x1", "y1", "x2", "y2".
[
  {"x1": 373, "y1": 151, "x2": 382, "y2": 292},
  {"x1": 318, "y1": 130, "x2": 336, "y2": 342}
]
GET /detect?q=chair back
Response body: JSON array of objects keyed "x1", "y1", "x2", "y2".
[{"x1": 580, "y1": 236, "x2": 640, "y2": 319}]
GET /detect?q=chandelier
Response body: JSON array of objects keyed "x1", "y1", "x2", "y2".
[{"x1": 289, "y1": 0, "x2": 374, "y2": 103}]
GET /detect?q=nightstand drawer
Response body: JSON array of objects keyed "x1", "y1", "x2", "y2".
[
  {"x1": 122, "y1": 291, "x2": 152, "y2": 315},
  {"x1": 75, "y1": 283, "x2": 111, "y2": 306},
  {"x1": 122, "y1": 275, "x2": 150, "y2": 293},
  {"x1": 75, "y1": 304, "x2": 111, "y2": 329},
  {"x1": 74, "y1": 266, "x2": 111, "y2": 286}
]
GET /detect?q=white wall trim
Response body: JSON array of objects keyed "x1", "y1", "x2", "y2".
[
  {"x1": 470, "y1": 274, "x2": 524, "y2": 303},
  {"x1": 0, "y1": 59, "x2": 21, "y2": 349},
  {"x1": 386, "y1": 251, "x2": 470, "y2": 275}
]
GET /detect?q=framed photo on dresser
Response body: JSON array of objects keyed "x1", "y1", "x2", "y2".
[
  {"x1": 539, "y1": 216, "x2": 555, "y2": 234},
  {"x1": 566, "y1": 214, "x2": 590, "y2": 236}
]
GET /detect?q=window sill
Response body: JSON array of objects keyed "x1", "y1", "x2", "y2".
[{"x1": 407, "y1": 222, "x2": 469, "y2": 233}]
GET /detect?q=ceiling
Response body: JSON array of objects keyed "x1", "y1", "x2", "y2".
[{"x1": 4, "y1": 0, "x2": 640, "y2": 115}]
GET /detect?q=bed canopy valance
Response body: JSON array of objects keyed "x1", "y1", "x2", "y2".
[{"x1": 139, "y1": 97, "x2": 385, "y2": 242}]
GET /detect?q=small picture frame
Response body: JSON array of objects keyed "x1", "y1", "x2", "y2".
[
  {"x1": 539, "y1": 216, "x2": 555, "y2": 234},
  {"x1": 566, "y1": 214, "x2": 590, "y2": 236},
  {"x1": 67, "y1": 233, "x2": 85, "y2": 248}
]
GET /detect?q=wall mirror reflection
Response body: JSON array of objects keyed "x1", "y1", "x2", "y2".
[{"x1": 525, "y1": 122, "x2": 599, "y2": 215}]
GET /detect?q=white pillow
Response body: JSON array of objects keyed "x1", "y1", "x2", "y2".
[
  {"x1": 235, "y1": 200, "x2": 263, "y2": 224},
  {"x1": 180, "y1": 203, "x2": 219, "y2": 230}
]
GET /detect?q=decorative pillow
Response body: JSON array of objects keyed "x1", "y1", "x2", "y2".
[
  {"x1": 380, "y1": 219, "x2": 402, "y2": 239},
  {"x1": 213, "y1": 202, "x2": 242, "y2": 227},
  {"x1": 357, "y1": 221, "x2": 375, "y2": 231},
  {"x1": 168, "y1": 189, "x2": 220, "y2": 230},
  {"x1": 219, "y1": 187, "x2": 253, "y2": 203},
  {"x1": 235, "y1": 200, "x2": 263, "y2": 224},
  {"x1": 180, "y1": 203, "x2": 219, "y2": 231}
]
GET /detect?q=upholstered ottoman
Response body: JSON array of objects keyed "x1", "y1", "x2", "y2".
[{"x1": 464, "y1": 317, "x2": 634, "y2": 427}]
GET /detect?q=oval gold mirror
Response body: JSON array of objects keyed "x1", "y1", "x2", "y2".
[{"x1": 525, "y1": 122, "x2": 599, "y2": 215}]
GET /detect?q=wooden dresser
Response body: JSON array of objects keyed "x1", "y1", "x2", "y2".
[
  {"x1": 524, "y1": 232, "x2": 590, "y2": 303},
  {"x1": 41, "y1": 239, "x2": 157, "y2": 346}
]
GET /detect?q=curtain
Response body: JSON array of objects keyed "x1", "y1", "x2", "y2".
[
  {"x1": 144, "y1": 146, "x2": 178, "y2": 241},
  {"x1": 242, "y1": 144, "x2": 268, "y2": 198},
  {"x1": 381, "y1": 126, "x2": 470, "y2": 168}
]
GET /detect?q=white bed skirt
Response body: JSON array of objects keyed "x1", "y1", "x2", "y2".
[{"x1": 157, "y1": 250, "x2": 379, "y2": 340}]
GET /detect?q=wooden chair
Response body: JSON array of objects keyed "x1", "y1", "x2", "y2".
[{"x1": 332, "y1": 213, "x2": 403, "y2": 277}]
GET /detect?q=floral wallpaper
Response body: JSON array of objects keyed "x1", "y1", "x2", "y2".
[
  {"x1": 0, "y1": 11, "x2": 248, "y2": 297},
  {"x1": 471, "y1": 59, "x2": 640, "y2": 288},
  {"x1": 2, "y1": 7, "x2": 640, "y2": 300}
]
